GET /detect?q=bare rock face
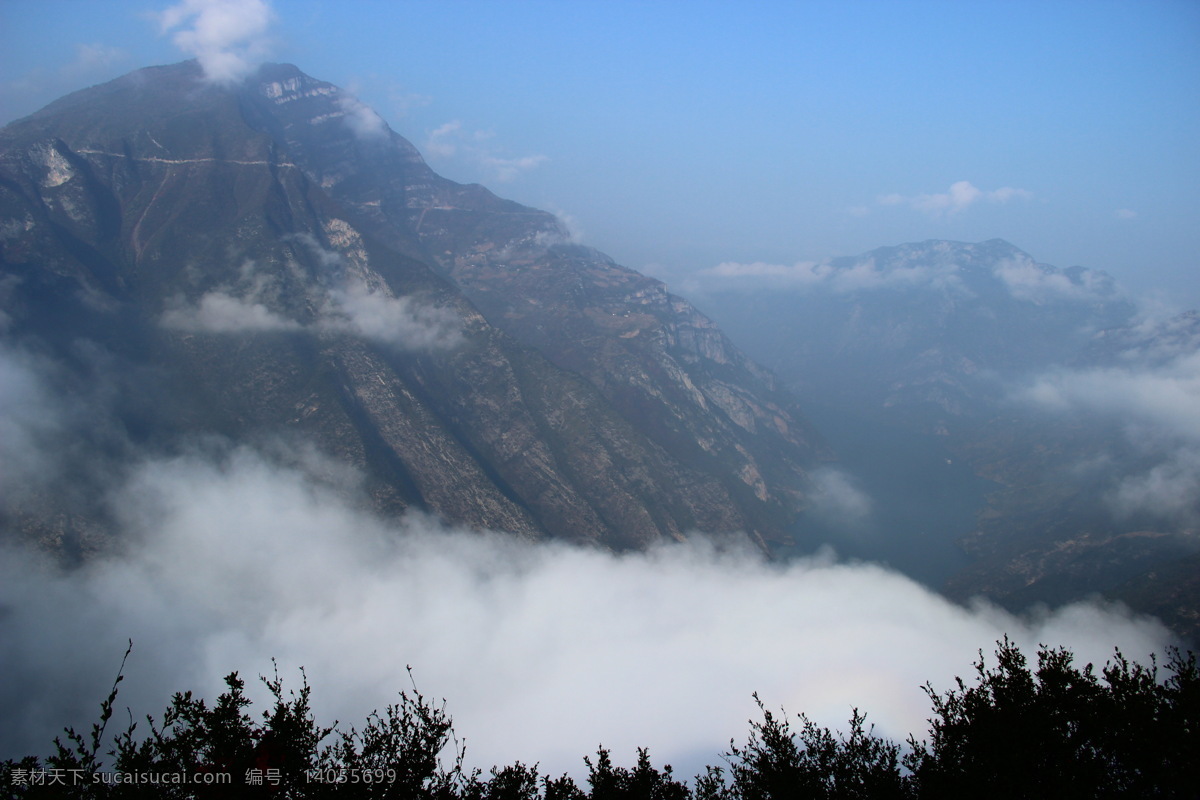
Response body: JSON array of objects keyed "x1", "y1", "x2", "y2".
[{"x1": 0, "y1": 60, "x2": 823, "y2": 553}]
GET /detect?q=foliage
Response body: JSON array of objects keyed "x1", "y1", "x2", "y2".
[
  {"x1": 3, "y1": 640, "x2": 1197, "y2": 799},
  {"x1": 904, "y1": 637, "x2": 1200, "y2": 799},
  {"x1": 701, "y1": 695, "x2": 910, "y2": 800}
]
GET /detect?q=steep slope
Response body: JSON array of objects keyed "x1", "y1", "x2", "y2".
[
  {"x1": 246, "y1": 63, "x2": 824, "y2": 537},
  {"x1": 0, "y1": 60, "x2": 822, "y2": 554}
]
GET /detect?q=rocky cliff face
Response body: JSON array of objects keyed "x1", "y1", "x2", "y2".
[{"x1": 0, "y1": 60, "x2": 822, "y2": 554}]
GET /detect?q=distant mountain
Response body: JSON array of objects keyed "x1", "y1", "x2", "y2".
[
  {"x1": 690, "y1": 239, "x2": 1136, "y2": 430},
  {"x1": 0, "y1": 60, "x2": 823, "y2": 555},
  {"x1": 690, "y1": 240, "x2": 1200, "y2": 641}
]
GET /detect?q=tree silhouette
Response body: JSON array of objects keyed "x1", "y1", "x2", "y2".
[{"x1": 4, "y1": 640, "x2": 1196, "y2": 798}]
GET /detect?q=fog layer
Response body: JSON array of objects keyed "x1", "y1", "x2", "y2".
[{"x1": 0, "y1": 440, "x2": 1172, "y2": 777}]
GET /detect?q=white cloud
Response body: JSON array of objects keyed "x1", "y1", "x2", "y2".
[
  {"x1": 698, "y1": 256, "x2": 960, "y2": 294},
  {"x1": 1019, "y1": 350, "x2": 1200, "y2": 442},
  {"x1": 161, "y1": 290, "x2": 301, "y2": 333},
  {"x1": 424, "y1": 120, "x2": 547, "y2": 182},
  {"x1": 807, "y1": 468, "x2": 873, "y2": 529},
  {"x1": 158, "y1": 0, "x2": 276, "y2": 84},
  {"x1": 1109, "y1": 447, "x2": 1200, "y2": 522},
  {"x1": 992, "y1": 257, "x2": 1108, "y2": 303},
  {"x1": 878, "y1": 180, "x2": 1033, "y2": 216},
  {"x1": 425, "y1": 120, "x2": 463, "y2": 158},
  {"x1": 0, "y1": 345, "x2": 68, "y2": 502},
  {"x1": 321, "y1": 283, "x2": 464, "y2": 351},
  {"x1": 481, "y1": 154, "x2": 549, "y2": 183},
  {"x1": 0, "y1": 443, "x2": 1173, "y2": 779},
  {"x1": 1115, "y1": 208, "x2": 1138, "y2": 220},
  {"x1": 705, "y1": 259, "x2": 831, "y2": 282},
  {"x1": 1018, "y1": 347, "x2": 1200, "y2": 523},
  {"x1": 549, "y1": 209, "x2": 585, "y2": 243},
  {"x1": 337, "y1": 93, "x2": 388, "y2": 140},
  {"x1": 157, "y1": 243, "x2": 461, "y2": 351}
]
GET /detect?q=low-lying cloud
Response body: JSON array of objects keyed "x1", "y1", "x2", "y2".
[
  {"x1": 697, "y1": 256, "x2": 962, "y2": 294},
  {"x1": 1110, "y1": 447, "x2": 1200, "y2": 522},
  {"x1": 0, "y1": 344, "x2": 71, "y2": 502},
  {"x1": 994, "y1": 257, "x2": 1114, "y2": 304},
  {"x1": 806, "y1": 467, "x2": 873, "y2": 529},
  {"x1": 337, "y1": 93, "x2": 388, "y2": 140},
  {"x1": 320, "y1": 283, "x2": 464, "y2": 351},
  {"x1": 0, "y1": 441, "x2": 1173, "y2": 779},
  {"x1": 1019, "y1": 350, "x2": 1200, "y2": 443},
  {"x1": 161, "y1": 290, "x2": 300, "y2": 333},
  {"x1": 1018, "y1": 342, "x2": 1200, "y2": 523},
  {"x1": 0, "y1": 342, "x2": 134, "y2": 513},
  {"x1": 693, "y1": 245, "x2": 1117, "y2": 309},
  {"x1": 158, "y1": 257, "x2": 463, "y2": 351}
]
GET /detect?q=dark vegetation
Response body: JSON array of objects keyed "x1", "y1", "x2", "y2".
[{"x1": 4, "y1": 640, "x2": 1197, "y2": 799}]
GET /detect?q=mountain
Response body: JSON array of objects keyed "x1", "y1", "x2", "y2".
[
  {"x1": 0, "y1": 60, "x2": 824, "y2": 556},
  {"x1": 689, "y1": 239, "x2": 1136, "y2": 430},
  {"x1": 688, "y1": 240, "x2": 1200, "y2": 641}
]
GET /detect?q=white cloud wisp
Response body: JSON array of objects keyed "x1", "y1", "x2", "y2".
[
  {"x1": 1018, "y1": 346, "x2": 1200, "y2": 523},
  {"x1": 424, "y1": 120, "x2": 547, "y2": 183},
  {"x1": 320, "y1": 283, "x2": 464, "y2": 351},
  {"x1": 161, "y1": 290, "x2": 301, "y2": 333},
  {"x1": 697, "y1": 256, "x2": 962, "y2": 294},
  {"x1": 878, "y1": 180, "x2": 1033, "y2": 216},
  {"x1": 158, "y1": 0, "x2": 276, "y2": 84}
]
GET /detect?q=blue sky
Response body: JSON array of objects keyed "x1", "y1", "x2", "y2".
[{"x1": 3, "y1": 0, "x2": 1198, "y2": 306}]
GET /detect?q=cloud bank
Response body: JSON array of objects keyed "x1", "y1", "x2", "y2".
[
  {"x1": 0, "y1": 441, "x2": 1173, "y2": 779},
  {"x1": 159, "y1": 0, "x2": 276, "y2": 84}
]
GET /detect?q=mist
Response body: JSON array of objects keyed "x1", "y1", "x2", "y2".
[
  {"x1": 1, "y1": 2, "x2": 1194, "y2": 780},
  {"x1": 0, "y1": 438, "x2": 1172, "y2": 778},
  {"x1": 1017, "y1": 338, "x2": 1200, "y2": 526}
]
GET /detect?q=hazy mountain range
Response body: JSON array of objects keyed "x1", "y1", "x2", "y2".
[
  {"x1": 688, "y1": 239, "x2": 1200, "y2": 639},
  {"x1": 4, "y1": 59, "x2": 1198, "y2": 637},
  {"x1": 0, "y1": 60, "x2": 823, "y2": 557},
  {"x1": 2, "y1": 57, "x2": 1196, "y2": 773}
]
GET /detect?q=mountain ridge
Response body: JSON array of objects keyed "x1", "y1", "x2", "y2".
[
  {"x1": 0, "y1": 60, "x2": 824, "y2": 554},
  {"x1": 688, "y1": 237, "x2": 1199, "y2": 641}
]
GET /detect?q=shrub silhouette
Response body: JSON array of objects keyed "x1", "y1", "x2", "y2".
[
  {"x1": 904, "y1": 638, "x2": 1199, "y2": 799},
  {"x1": 3, "y1": 640, "x2": 1197, "y2": 798}
]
